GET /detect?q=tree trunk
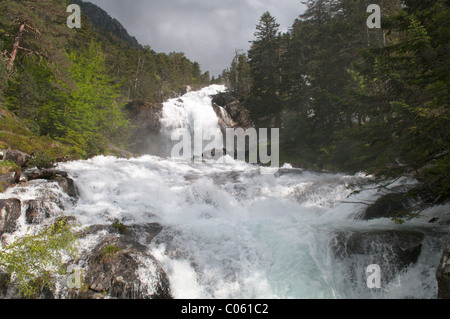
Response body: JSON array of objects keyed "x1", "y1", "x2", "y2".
[{"x1": 7, "y1": 23, "x2": 26, "y2": 73}]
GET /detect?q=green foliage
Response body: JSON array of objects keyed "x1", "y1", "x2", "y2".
[
  {"x1": 0, "y1": 0, "x2": 211, "y2": 161},
  {"x1": 36, "y1": 41, "x2": 130, "y2": 158},
  {"x1": 26, "y1": 150, "x2": 56, "y2": 170},
  {"x1": 112, "y1": 218, "x2": 128, "y2": 235},
  {"x1": 226, "y1": 0, "x2": 449, "y2": 203},
  {"x1": 100, "y1": 245, "x2": 122, "y2": 264},
  {"x1": 0, "y1": 218, "x2": 80, "y2": 298}
]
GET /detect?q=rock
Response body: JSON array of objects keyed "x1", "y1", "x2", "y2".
[
  {"x1": 332, "y1": 230, "x2": 424, "y2": 289},
  {"x1": 22, "y1": 168, "x2": 68, "y2": 181},
  {"x1": 126, "y1": 102, "x2": 164, "y2": 155},
  {"x1": 180, "y1": 85, "x2": 192, "y2": 96},
  {"x1": 0, "y1": 270, "x2": 10, "y2": 299},
  {"x1": 21, "y1": 168, "x2": 79, "y2": 199},
  {"x1": 5, "y1": 149, "x2": 30, "y2": 167},
  {"x1": 53, "y1": 176, "x2": 79, "y2": 199},
  {"x1": 437, "y1": 234, "x2": 450, "y2": 299},
  {"x1": 211, "y1": 92, "x2": 253, "y2": 129},
  {"x1": 72, "y1": 235, "x2": 172, "y2": 299},
  {"x1": 24, "y1": 200, "x2": 51, "y2": 224},
  {"x1": 0, "y1": 172, "x2": 19, "y2": 190},
  {"x1": 359, "y1": 192, "x2": 421, "y2": 220},
  {"x1": 0, "y1": 199, "x2": 21, "y2": 236}
]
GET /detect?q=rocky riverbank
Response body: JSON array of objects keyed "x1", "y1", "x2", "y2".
[{"x1": 0, "y1": 151, "x2": 172, "y2": 299}]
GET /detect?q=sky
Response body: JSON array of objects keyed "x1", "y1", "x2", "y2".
[{"x1": 86, "y1": 0, "x2": 307, "y2": 77}]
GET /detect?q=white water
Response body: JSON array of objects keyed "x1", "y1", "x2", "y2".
[{"x1": 1, "y1": 86, "x2": 448, "y2": 299}]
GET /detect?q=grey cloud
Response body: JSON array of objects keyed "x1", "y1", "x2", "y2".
[{"x1": 86, "y1": 0, "x2": 306, "y2": 76}]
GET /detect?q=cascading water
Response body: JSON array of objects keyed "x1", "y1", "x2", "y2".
[{"x1": 1, "y1": 85, "x2": 448, "y2": 299}]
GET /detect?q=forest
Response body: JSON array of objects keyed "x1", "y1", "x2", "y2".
[
  {"x1": 0, "y1": 0, "x2": 210, "y2": 161},
  {"x1": 0, "y1": 0, "x2": 448, "y2": 204},
  {"x1": 220, "y1": 0, "x2": 449, "y2": 205}
]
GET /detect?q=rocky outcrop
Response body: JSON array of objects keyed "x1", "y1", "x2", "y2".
[
  {"x1": 70, "y1": 0, "x2": 142, "y2": 49},
  {"x1": 20, "y1": 168, "x2": 79, "y2": 200},
  {"x1": 127, "y1": 102, "x2": 165, "y2": 155},
  {"x1": 69, "y1": 223, "x2": 171, "y2": 299},
  {"x1": 437, "y1": 234, "x2": 450, "y2": 299},
  {"x1": 0, "y1": 172, "x2": 19, "y2": 191},
  {"x1": 0, "y1": 199, "x2": 21, "y2": 236},
  {"x1": 211, "y1": 92, "x2": 253, "y2": 129},
  {"x1": 332, "y1": 230, "x2": 425, "y2": 288},
  {"x1": 4, "y1": 149, "x2": 30, "y2": 167},
  {"x1": 359, "y1": 191, "x2": 422, "y2": 221}
]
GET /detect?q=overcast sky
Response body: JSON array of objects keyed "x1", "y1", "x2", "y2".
[{"x1": 86, "y1": 0, "x2": 307, "y2": 77}]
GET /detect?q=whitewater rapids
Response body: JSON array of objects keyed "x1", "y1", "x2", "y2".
[
  {"x1": 59, "y1": 86, "x2": 448, "y2": 298},
  {"x1": 2, "y1": 85, "x2": 448, "y2": 299}
]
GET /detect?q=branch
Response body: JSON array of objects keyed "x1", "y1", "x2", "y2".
[{"x1": 7, "y1": 23, "x2": 26, "y2": 73}]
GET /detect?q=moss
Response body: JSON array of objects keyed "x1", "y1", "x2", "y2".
[
  {"x1": 0, "y1": 160, "x2": 19, "y2": 175},
  {"x1": 100, "y1": 245, "x2": 122, "y2": 264},
  {"x1": 112, "y1": 219, "x2": 128, "y2": 235}
]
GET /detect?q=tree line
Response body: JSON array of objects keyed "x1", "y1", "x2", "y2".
[
  {"x1": 221, "y1": 0, "x2": 449, "y2": 203},
  {"x1": 0, "y1": 0, "x2": 210, "y2": 159}
]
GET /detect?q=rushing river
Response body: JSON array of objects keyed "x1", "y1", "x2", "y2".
[{"x1": 2, "y1": 86, "x2": 448, "y2": 299}]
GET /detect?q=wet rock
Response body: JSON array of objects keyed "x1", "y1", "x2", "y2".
[
  {"x1": 211, "y1": 92, "x2": 253, "y2": 129},
  {"x1": 72, "y1": 234, "x2": 172, "y2": 299},
  {"x1": 5, "y1": 149, "x2": 30, "y2": 167},
  {"x1": 0, "y1": 199, "x2": 21, "y2": 236},
  {"x1": 180, "y1": 85, "x2": 192, "y2": 96},
  {"x1": 24, "y1": 200, "x2": 52, "y2": 224},
  {"x1": 23, "y1": 168, "x2": 68, "y2": 181},
  {"x1": 53, "y1": 176, "x2": 79, "y2": 199},
  {"x1": 359, "y1": 192, "x2": 421, "y2": 220},
  {"x1": 21, "y1": 168, "x2": 79, "y2": 200},
  {"x1": 437, "y1": 234, "x2": 450, "y2": 299},
  {"x1": 332, "y1": 230, "x2": 424, "y2": 289},
  {"x1": 0, "y1": 172, "x2": 19, "y2": 190},
  {"x1": 126, "y1": 102, "x2": 164, "y2": 154}
]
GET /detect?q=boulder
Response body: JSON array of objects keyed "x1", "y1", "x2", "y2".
[
  {"x1": 0, "y1": 199, "x2": 21, "y2": 236},
  {"x1": 332, "y1": 230, "x2": 424, "y2": 289},
  {"x1": 70, "y1": 223, "x2": 171, "y2": 299},
  {"x1": 24, "y1": 200, "x2": 52, "y2": 224},
  {"x1": 53, "y1": 176, "x2": 79, "y2": 199},
  {"x1": 0, "y1": 172, "x2": 19, "y2": 190},
  {"x1": 21, "y1": 168, "x2": 79, "y2": 200},
  {"x1": 5, "y1": 149, "x2": 30, "y2": 167},
  {"x1": 22, "y1": 168, "x2": 68, "y2": 181},
  {"x1": 211, "y1": 92, "x2": 253, "y2": 129},
  {"x1": 359, "y1": 192, "x2": 421, "y2": 220},
  {"x1": 436, "y1": 234, "x2": 450, "y2": 299}
]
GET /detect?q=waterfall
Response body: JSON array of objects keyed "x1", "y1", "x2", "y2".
[{"x1": 1, "y1": 85, "x2": 448, "y2": 299}]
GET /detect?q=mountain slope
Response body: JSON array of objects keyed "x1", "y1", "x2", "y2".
[{"x1": 70, "y1": 0, "x2": 142, "y2": 49}]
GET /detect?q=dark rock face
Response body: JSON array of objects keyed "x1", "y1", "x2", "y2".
[
  {"x1": 0, "y1": 172, "x2": 19, "y2": 190},
  {"x1": 359, "y1": 192, "x2": 420, "y2": 220},
  {"x1": 436, "y1": 235, "x2": 450, "y2": 299},
  {"x1": 5, "y1": 150, "x2": 30, "y2": 167},
  {"x1": 24, "y1": 200, "x2": 53, "y2": 225},
  {"x1": 0, "y1": 199, "x2": 21, "y2": 236},
  {"x1": 211, "y1": 92, "x2": 253, "y2": 129},
  {"x1": 70, "y1": 223, "x2": 171, "y2": 299},
  {"x1": 127, "y1": 102, "x2": 165, "y2": 155},
  {"x1": 53, "y1": 176, "x2": 79, "y2": 199},
  {"x1": 332, "y1": 230, "x2": 425, "y2": 290},
  {"x1": 21, "y1": 168, "x2": 79, "y2": 200}
]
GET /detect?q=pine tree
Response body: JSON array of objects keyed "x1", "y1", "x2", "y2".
[{"x1": 248, "y1": 12, "x2": 282, "y2": 127}]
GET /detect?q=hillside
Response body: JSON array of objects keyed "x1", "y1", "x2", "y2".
[
  {"x1": 70, "y1": 0, "x2": 142, "y2": 49},
  {"x1": 0, "y1": 0, "x2": 211, "y2": 173}
]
